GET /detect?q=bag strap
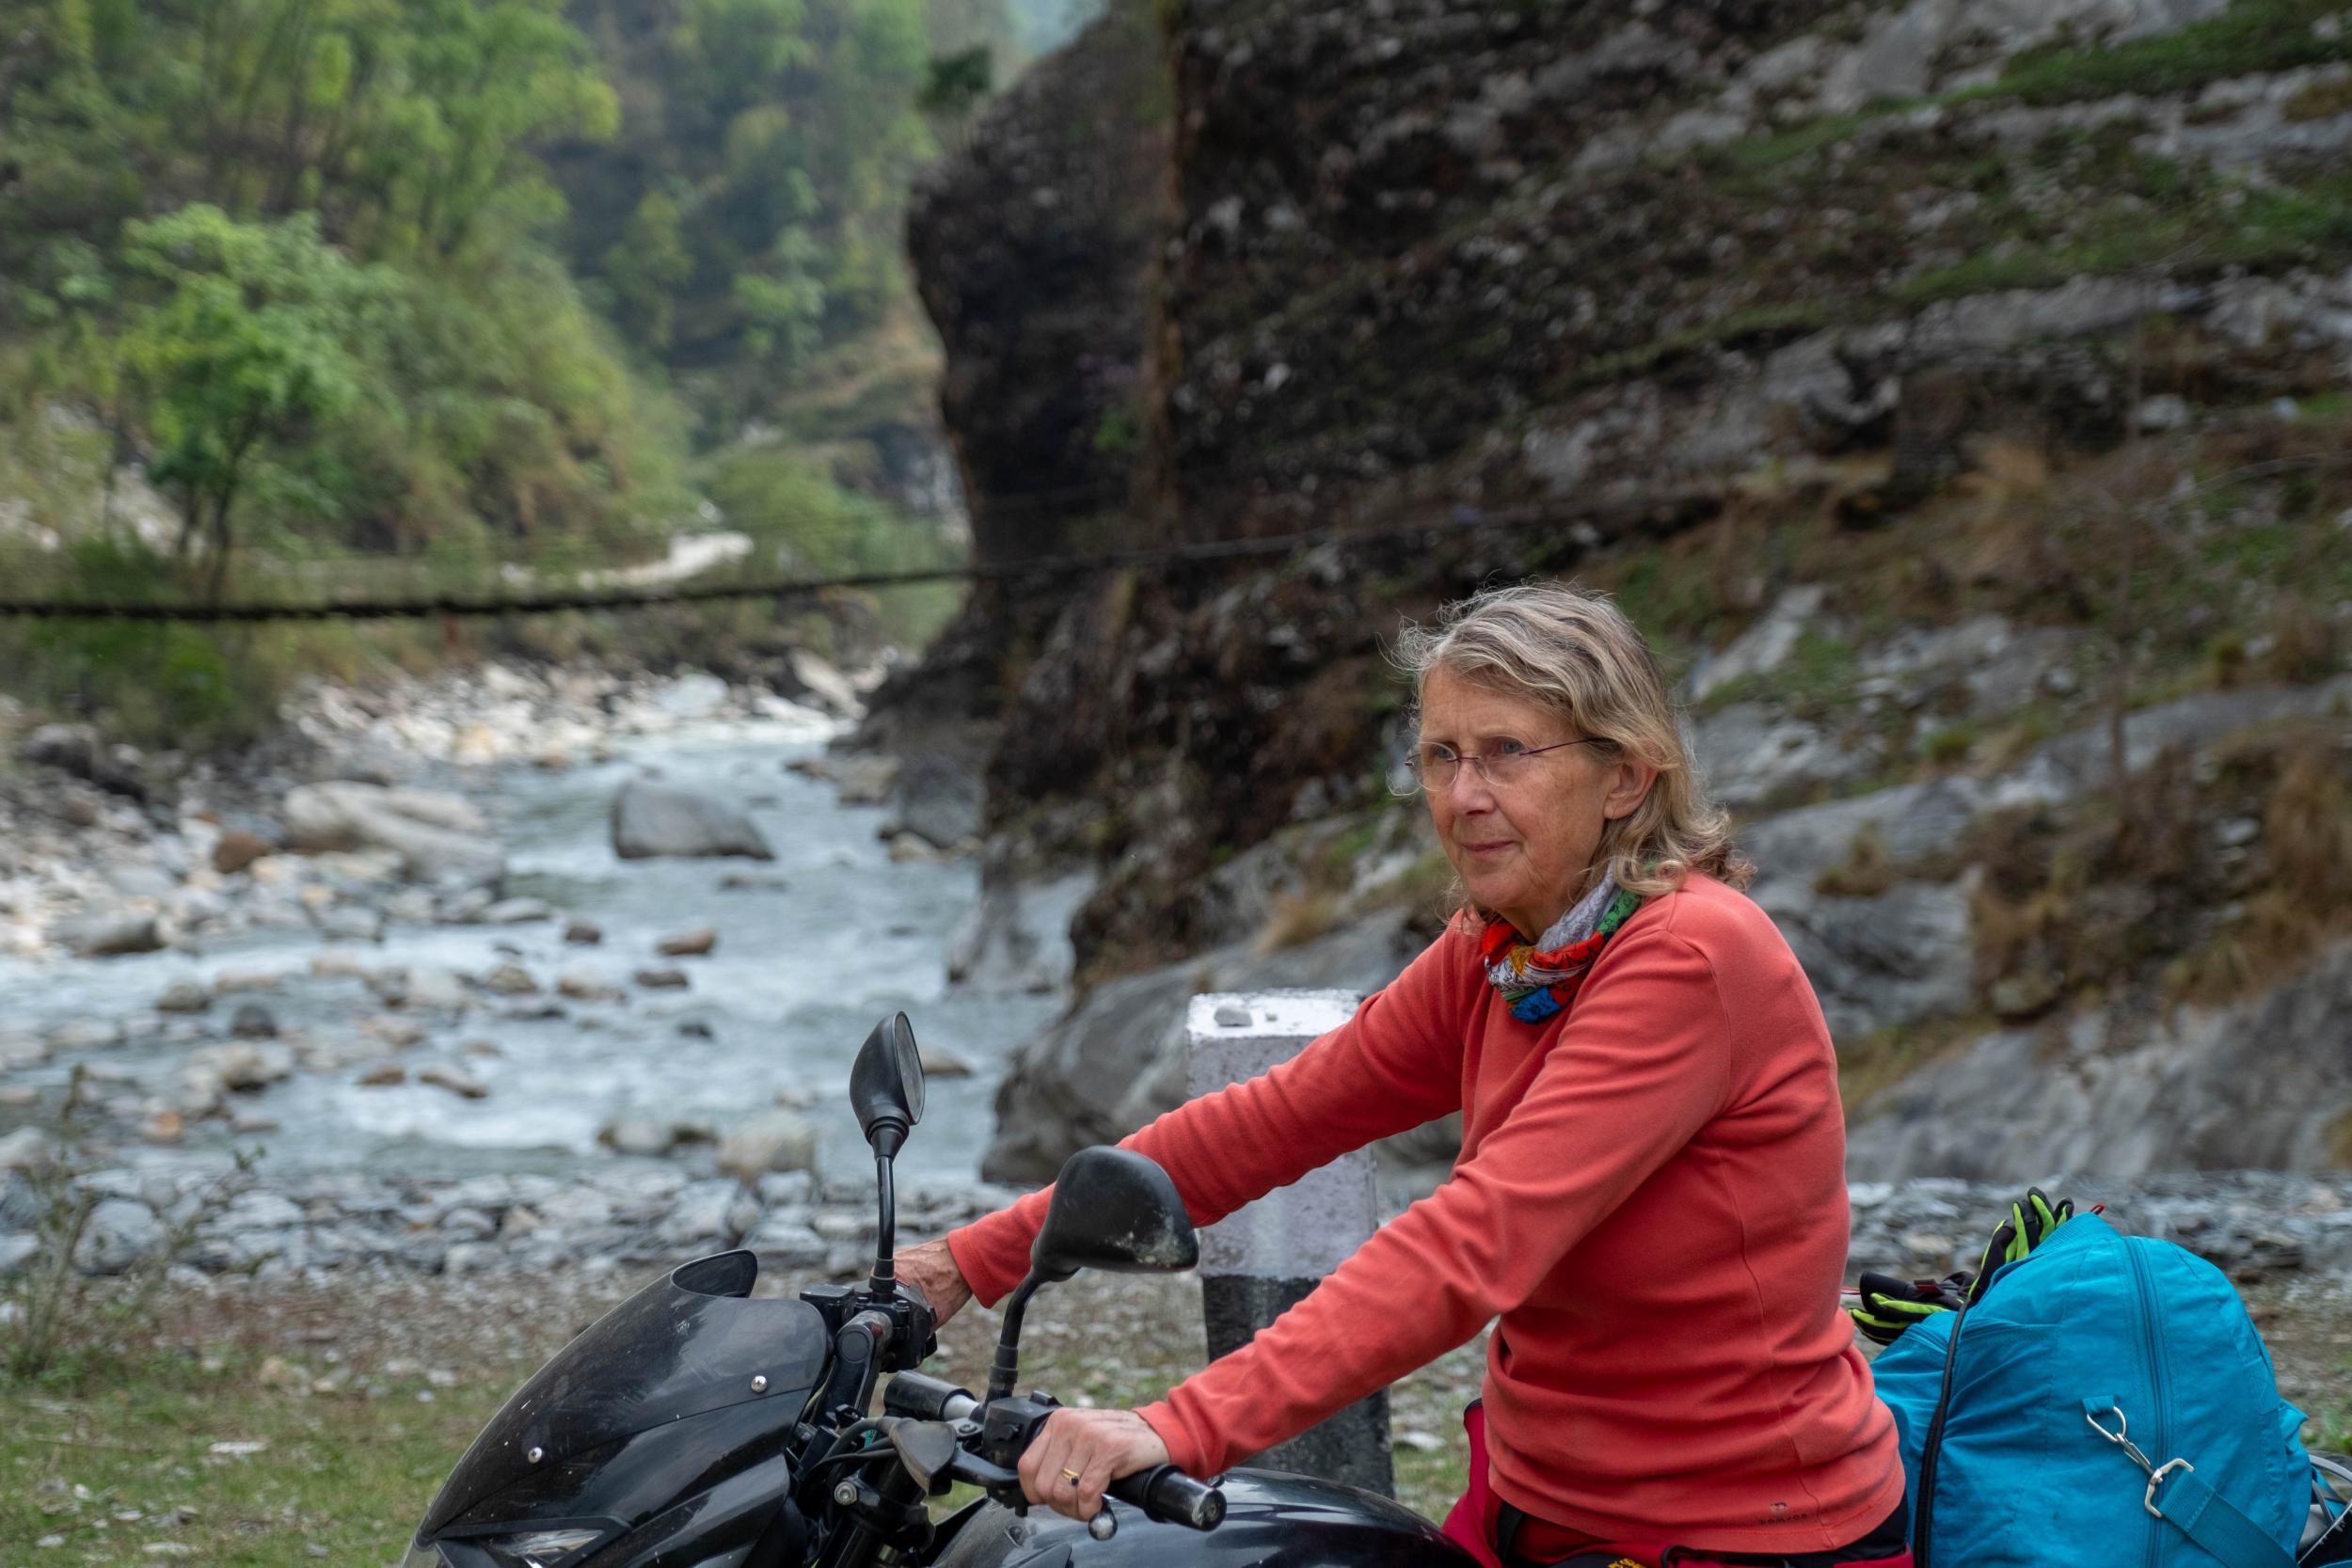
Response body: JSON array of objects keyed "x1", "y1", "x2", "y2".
[
  {"x1": 2085, "y1": 1401, "x2": 2296, "y2": 1568},
  {"x1": 2150, "y1": 1462, "x2": 2296, "y2": 1568}
]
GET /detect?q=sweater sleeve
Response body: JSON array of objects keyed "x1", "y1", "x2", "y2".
[
  {"x1": 944, "y1": 924, "x2": 1475, "y2": 1307},
  {"x1": 1133, "y1": 928, "x2": 1735, "y2": 1477}
]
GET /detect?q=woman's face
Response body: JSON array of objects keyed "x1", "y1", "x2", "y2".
[{"x1": 1417, "y1": 667, "x2": 1657, "y2": 939}]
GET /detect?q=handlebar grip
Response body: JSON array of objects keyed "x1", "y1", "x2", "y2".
[
  {"x1": 1107, "y1": 1465, "x2": 1225, "y2": 1530},
  {"x1": 883, "y1": 1371, "x2": 977, "y2": 1421}
]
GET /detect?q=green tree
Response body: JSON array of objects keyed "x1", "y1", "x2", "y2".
[{"x1": 117, "y1": 205, "x2": 376, "y2": 593}]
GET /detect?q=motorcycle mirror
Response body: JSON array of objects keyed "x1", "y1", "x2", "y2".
[
  {"x1": 850, "y1": 1012, "x2": 926, "y2": 1159},
  {"x1": 986, "y1": 1147, "x2": 1197, "y2": 1400},
  {"x1": 1030, "y1": 1147, "x2": 1199, "y2": 1281}
]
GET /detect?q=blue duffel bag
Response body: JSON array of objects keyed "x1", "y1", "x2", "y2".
[{"x1": 1871, "y1": 1212, "x2": 2332, "y2": 1568}]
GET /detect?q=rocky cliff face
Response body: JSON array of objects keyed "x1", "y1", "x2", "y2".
[{"x1": 903, "y1": 0, "x2": 2352, "y2": 1181}]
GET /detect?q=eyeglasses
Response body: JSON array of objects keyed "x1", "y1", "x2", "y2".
[{"x1": 1396, "y1": 736, "x2": 1612, "y2": 793}]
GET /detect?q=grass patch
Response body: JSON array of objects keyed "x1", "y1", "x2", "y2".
[
  {"x1": 1837, "y1": 1016, "x2": 1985, "y2": 1113},
  {"x1": 0, "y1": 1350, "x2": 505, "y2": 1566},
  {"x1": 1814, "y1": 823, "x2": 1899, "y2": 899},
  {"x1": 2285, "y1": 71, "x2": 2352, "y2": 122},
  {"x1": 1980, "y1": 0, "x2": 2352, "y2": 107}
]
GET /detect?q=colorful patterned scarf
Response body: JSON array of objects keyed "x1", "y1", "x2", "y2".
[{"x1": 1476, "y1": 873, "x2": 1644, "y2": 1023}]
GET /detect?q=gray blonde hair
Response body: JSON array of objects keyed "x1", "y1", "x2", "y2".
[{"x1": 1391, "y1": 581, "x2": 1751, "y2": 900}]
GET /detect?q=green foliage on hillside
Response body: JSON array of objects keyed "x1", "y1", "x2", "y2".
[
  {"x1": 553, "y1": 0, "x2": 948, "y2": 423},
  {"x1": 0, "y1": 0, "x2": 982, "y2": 739}
]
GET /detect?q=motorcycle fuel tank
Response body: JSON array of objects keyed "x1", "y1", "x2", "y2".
[
  {"x1": 931, "y1": 1469, "x2": 1478, "y2": 1568},
  {"x1": 420, "y1": 1249, "x2": 829, "y2": 1538}
]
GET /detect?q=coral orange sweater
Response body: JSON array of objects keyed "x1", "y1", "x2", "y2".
[{"x1": 946, "y1": 874, "x2": 1902, "y2": 1554}]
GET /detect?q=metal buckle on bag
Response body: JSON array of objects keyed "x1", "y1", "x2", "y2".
[
  {"x1": 2087, "y1": 1406, "x2": 2156, "y2": 1474},
  {"x1": 2145, "y1": 1458, "x2": 2194, "y2": 1519},
  {"x1": 2086, "y1": 1406, "x2": 2194, "y2": 1518}
]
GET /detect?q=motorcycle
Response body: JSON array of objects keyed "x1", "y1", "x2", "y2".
[{"x1": 398, "y1": 1010, "x2": 1474, "y2": 1568}]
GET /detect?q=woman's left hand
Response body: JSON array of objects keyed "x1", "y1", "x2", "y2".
[{"x1": 1016, "y1": 1406, "x2": 1171, "y2": 1522}]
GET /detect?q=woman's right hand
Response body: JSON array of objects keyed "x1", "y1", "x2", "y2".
[{"x1": 893, "y1": 1235, "x2": 974, "y2": 1328}]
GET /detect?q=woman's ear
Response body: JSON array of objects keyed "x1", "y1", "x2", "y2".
[{"x1": 1601, "y1": 755, "x2": 1659, "y2": 821}]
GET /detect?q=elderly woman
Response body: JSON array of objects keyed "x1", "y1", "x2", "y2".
[{"x1": 895, "y1": 583, "x2": 1907, "y2": 1568}]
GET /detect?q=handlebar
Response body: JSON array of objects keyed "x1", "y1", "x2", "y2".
[
  {"x1": 877, "y1": 1375, "x2": 1224, "y2": 1533},
  {"x1": 1107, "y1": 1464, "x2": 1225, "y2": 1531}
]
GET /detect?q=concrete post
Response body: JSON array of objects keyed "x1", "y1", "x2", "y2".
[{"x1": 1185, "y1": 990, "x2": 1393, "y2": 1497}]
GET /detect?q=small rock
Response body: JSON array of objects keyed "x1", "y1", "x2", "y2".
[
  {"x1": 156, "y1": 979, "x2": 213, "y2": 1014},
  {"x1": 310, "y1": 947, "x2": 376, "y2": 980},
  {"x1": 58, "y1": 911, "x2": 165, "y2": 958},
  {"x1": 556, "y1": 970, "x2": 624, "y2": 1002},
  {"x1": 460, "y1": 1038, "x2": 501, "y2": 1057},
  {"x1": 212, "y1": 969, "x2": 280, "y2": 994},
  {"x1": 48, "y1": 1018, "x2": 121, "y2": 1050},
  {"x1": 719, "y1": 872, "x2": 788, "y2": 891},
  {"x1": 189, "y1": 1040, "x2": 294, "y2": 1092},
  {"x1": 564, "y1": 919, "x2": 603, "y2": 945},
  {"x1": 0, "y1": 1127, "x2": 58, "y2": 1173},
  {"x1": 230, "y1": 1002, "x2": 278, "y2": 1039},
  {"x1": 676, "y1": 1019, "x2": 715, "y2": 1038},
  {"x1": 918, "y1": 1046, "x2": 976, "y2": 1078},
  {"x1": 886, "y1": 832, "x2": 948, "y2": 863},
  {"x1": 314, "y1": 905, "x2": 384, "y2": 943},
  {"x1": 212, "y1": 830, "x2": 272, "y2": 875},
  {"x1": 1990, "y1": 970, "x2": 2061, "y2": 1022},
  {"x1": 76, "y1": 1197, "x2": 165, "y2": 1274},
  {"x1": 437, "y1": 887, "x2": 495, "y2": 924},
  {"x1": 479, "y1": 963, "x2": 538, "y2": 996},
  {"x1": 358, "y1": 1065, "x2": 406, "y2": 1087},
  {"x1": 258, "y1": 1355, "x2": 304, "y2": 1389},
  {"x1": 403, "y1": 967, "x2": 469, "y2": 1012},
  {"x1": 358, "y1": 1016, "x2": 426, "y2": 1049},
  {"x1": 750, "y1": 1217, "x2": 828, "y2": 1263},
  {"x1": 656, "y1": 927, "x2": 717, "y2": 958},
  {"x1": 418, "y1": 1066, "x2": 488, "y2": 1100},
  {"x1": 141, "y1": 1109, "x2": 185, "y2": 1144},
  {"x1": 481, "y1": 897, "x2": 553, "y2": 926},
  {"x1": 598, "y1": 1117, "x2": 680, "y2": 1157},
  {"x1": 718, "y1": 1108, "x2": 819, "y2": 1185},
  {"x1": 633, "y1": 967, "x2": 691, "y2": 990}
]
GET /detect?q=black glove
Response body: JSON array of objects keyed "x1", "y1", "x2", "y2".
[
  {"x1": 1849, "y1": 1271, "x2": 1973, "y2": 1346},
  {"x1": 1965, "y1": 1188, "x2": 2074, "y2": 1304}
]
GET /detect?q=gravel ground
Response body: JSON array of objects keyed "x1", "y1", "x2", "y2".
[{"x1": 150, "y1": 1248, "x2": 2352, "y2": 1526}]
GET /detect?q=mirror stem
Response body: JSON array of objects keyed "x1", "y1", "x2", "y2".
[
  {"x1": 985, "y1": 1275, "x2": 1042, "y2": 1402},
  {"x1": 868, "y1": 1153, "x2": 898, "y2": 1299}
]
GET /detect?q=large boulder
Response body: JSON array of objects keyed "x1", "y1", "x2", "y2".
[
  {"x1": 1752, "y1": 879, "x2": 1976, "y2": 1045},
  {"x1": 1849, "y1": 938, "x2": 2352, "y2": 1180},
  {"x1": 610, "y1": 779, "x2": 774, "y2": 861},
  {"x1": 281, "y1": 782, "x2": 504, "y2": 886},
  {"x1": 980, "y1": 907, "x2": 1423, "y2": 1183}
]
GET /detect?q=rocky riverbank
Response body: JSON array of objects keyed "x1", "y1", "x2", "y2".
[
  {"x1": 0, "y1": 652, "x2": 1084, "y2": 1299},
  {"x1": 0, "y1": 662, "x2": 868, "y2": 965}
]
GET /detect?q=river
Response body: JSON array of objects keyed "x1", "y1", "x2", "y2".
[{"x1": 0, "y1": 714, "x2": 1060, "y2": 1193}]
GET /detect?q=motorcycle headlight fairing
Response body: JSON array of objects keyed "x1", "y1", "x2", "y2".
[{"x1": 402, "y1": 1526, "x2": 608, "y2": 1568}]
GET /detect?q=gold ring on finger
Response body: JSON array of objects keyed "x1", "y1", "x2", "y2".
[{"x1": 1061, "y1": 1467, "x2": 1082, "y2": 1486}]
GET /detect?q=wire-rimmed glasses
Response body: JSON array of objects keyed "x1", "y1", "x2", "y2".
[{"x1": 1389, "y1": 736, "x2": 1612, "y2": 797}]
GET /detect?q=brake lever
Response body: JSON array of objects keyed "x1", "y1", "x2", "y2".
[{"x1": 947, "y1": 1448, "x2": 1119, "y2": 1540}]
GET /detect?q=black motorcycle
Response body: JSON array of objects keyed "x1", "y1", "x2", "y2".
[{"x1": 398, "y1": 1011, "x2": 1474, "y2": 1568}]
